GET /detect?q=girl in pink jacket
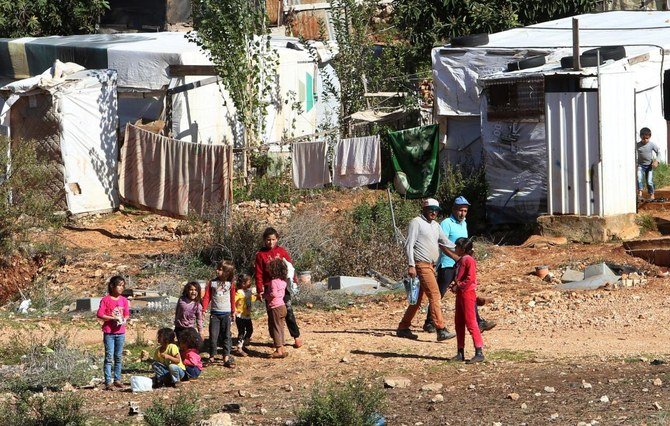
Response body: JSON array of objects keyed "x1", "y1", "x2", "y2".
[{"x1": 265, "y1": 258, "x2": 288, "y2": 358}]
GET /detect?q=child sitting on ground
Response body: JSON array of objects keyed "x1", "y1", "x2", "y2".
[
  {"x1": 450, "y1": 237, "x2": 485, "y2": 364},
  {"x1": 152, "y1": 328, "x2": 186, "y2": 387},
  {"x1": 174, "y1": 281, "x2": 204, "y2": 339},
  {"x1": 234, "y1": 273, "x2": 256, "y2": 357},
  {"x1": 265, "y1": 258, "x2": 288, "y2": 358},
  {"x1": 178, "y1": 328, "x2": 203, "y2": 381}
]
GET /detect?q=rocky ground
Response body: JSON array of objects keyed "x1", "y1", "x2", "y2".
[{"x1": 2, "y1": 190, "x2": 670, "y2": 425}]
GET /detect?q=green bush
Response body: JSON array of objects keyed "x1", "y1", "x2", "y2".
[
  {"x1": 636, "y1": 213, "x2": 658, "y2": 234},
  {"x1": 653, "y1": 161, "x2": 670, "y2": 190},
  {"x1": 435, "y1": 163, "x2": 488, "y2": 233},
  {"x1": 0, "y1": 0, "x2": 109, "y2": 37},
  {"x1": 234, "y1": 175, "x2": 302, "y2": 204},
  {"x1": 144, "y1": 394, "x2": 201, "y2": 426},
  {"x1": 3, "y1": 390, "x2": 86, "y2": 426},
  {"x1": 0, "y1": 137, "x2": 64, "y2": 262},
  {"x1": 0, "y1": 329, "x2": 97, "y2": 391},
  {"x1": 296, "y1": 378, "x2": 385, "y2": 426}
]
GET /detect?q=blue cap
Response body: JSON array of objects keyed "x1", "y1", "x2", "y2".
[{"x1": 453, "y1": 196, "x2": 470, "y2": 206}]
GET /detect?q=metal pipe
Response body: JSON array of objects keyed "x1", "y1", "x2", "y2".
[{"x1": 573, "y1": 18, "x2": 581, "y2": 71}]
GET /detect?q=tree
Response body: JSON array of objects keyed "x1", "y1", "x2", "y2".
[
  {"x1": 393, "y1": 0, "x2": 601, "y2": 62},
  {"x1": 188, "y1": 0, "x2": 278, "y2": 150},
  {"x1": 0, "y1": 0, "x2": 109, "y2": 37}
]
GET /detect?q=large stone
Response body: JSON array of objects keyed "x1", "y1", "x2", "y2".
[
  {"x1": 75, "y1": 297, "x2": 101, "y2": 312},
  {"x1": 327, "y1": 276, "x2": 379, "y2": 290},
  {"x1": 384, "y1": 377, "x2": 411, "y2": 388},
  {"x1": 201, "y1": 413, "x2": 232, "y2": 426},
  {"x1": 537, "y1": 214, "x2": 639, "y2": 243},
  {"x1": 561, "y1": 269, "x2": 584, "y2": 283}
]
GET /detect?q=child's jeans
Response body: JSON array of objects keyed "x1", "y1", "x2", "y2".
[
  {"x1": 103, "y1": 333, "x2": 125, "y2": 384},
  {"x1": 638, "y1": 164, "x2": 654, "y2": 195},
  {"x1": 152, "y1": 361, "x2": 185, "y2": 384},
  {"x1": 209, "y1": 312, "x2": 232, "y2": 357},
  {"x1": 235, "y1": 317, "x2": 253, "y2": 347},
  {"x1": 185, "y1": 365, "x2": 201, "y2": 379}
]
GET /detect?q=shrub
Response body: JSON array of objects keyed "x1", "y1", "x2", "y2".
[
  {"x1": 296, "y1": 378, "x2": 385, "y2": 426},
  {"x1": 435, "y1": 163, "x2": 488, "y2": 233},
  {"x1": 281, "y1": 210, "x2": 336, "y2": 279},
  {"x1": 0, "y1": 137, "x2": 64, "y2": 262},
  {"x1": 144, "y1": 394, "x2": 201, "y2": 426},
  {"x1": 3, "y1": 390, "x2": 87, "y2": 426},
  {"x1": 636, "y1": 213, "x2": 658, "y2": 234},
  {"x1": 653, "y1": 161, "x2": 670, "y2": 190},
  {"x1": 234, "y1": 175, "x2": 301, "y2": 204},
  {"x1": 0, "y1": 329, "x2": 97, "y2": 391}
]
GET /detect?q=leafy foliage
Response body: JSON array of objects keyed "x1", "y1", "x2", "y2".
[
  {"x1": 0, "y1": 137, "x2": 64, "y2": 262},
  {"x1": 189, "y1": 0, "x2": 279, "y2": 145},
  {"x1": 0, "y1": 0, "x2": 109, "y2": 37},
  {"x1": 296, "y1": 378, "x2": 386, "y2": 426},
  {"x1": 393, "y1": 0, "x2": 601, "y2": 60},
  {"x1": 435, "y1": 163, "x2": 488, "y2": 233},
  {"x1": 2, "y1": 390, "x2": 86, "y2": 426},
  {"x1": 144, "y1": 394, "x2": 201, "y2": 426}
]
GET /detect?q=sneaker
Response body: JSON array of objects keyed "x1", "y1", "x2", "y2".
[
  {"x1": 478, "y1": 319, "x2": 497, "y2": 332},
  {"x1": 269, "y1": 351, "x2": 288, "y2": 359},
  {"x1": 172, "y1": 381, "x2": 182, "y2": 388},
  {"x1": 396, "y1": 328, "x2": 419, "y2": 340},
  {"x1": 113, "y1": 380, "x2": 124, "y2": 389},
  {"x1": 223, "y1": 356, "x2": 236, "y2": 368},
  {"x1": 466, "y1": 353, "x2": 485, "y2": 364},
  {"x1": 104, "y1": 383, "x2": 113, "y2": 391},
  {"x1": 293, "y1": 337, "x2": 304, "y2": 348},
  {"x1": 422, "y1": 323, "x2": 436, "y2": 333},
  {"x1": 450, "y1": 352, "x2": 465, "y2": 362},
  {"x1": 436, "y1": 328, "x2": 456, "y2": 341}
]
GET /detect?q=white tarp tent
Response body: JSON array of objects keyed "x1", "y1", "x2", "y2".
[
  {"x1": 0, "y1": 63, "x2": 119, "y2": 215},
  {"x1": 432, "y1": 11, "x2": 670, "y2": 223}
]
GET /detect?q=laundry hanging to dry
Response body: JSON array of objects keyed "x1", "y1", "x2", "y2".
[
  {"x1": 291, "y1": 140, "x2": 331, "y2": 189},
  {"x1": 387, "y1": 124, "x2": 440, "y2": 199},
  {"x1": 332, "y1": 135, "x2": 381, "y2": 188}
]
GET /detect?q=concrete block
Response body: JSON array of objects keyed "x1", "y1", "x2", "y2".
[
  {"x1": 331, "y1": 284, "x2": 383, "y2": 295},
  {"x1": 327, "y1": 276, "x2": 379, "y2": 290},
  {"x1": 584, "y1": 263, "x2": 618, "y2": 280},
  {"x1": 76, "y1": 297, "x2": 101, "y2": 312},
  {"x1": 555, "y1": 275, "x2": 619, "y2": 291},
  {"x1": 561, "y1": 269, "x2": 584, "y2": 283}
]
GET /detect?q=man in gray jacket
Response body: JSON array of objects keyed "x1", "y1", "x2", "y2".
[{"x1": 397, "y1": 198, "x2": 457, "y2": 341}]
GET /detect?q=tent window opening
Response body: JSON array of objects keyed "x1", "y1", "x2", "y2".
[{"x1": 485, "y1": 77, "x2": 545, "y2": 120}]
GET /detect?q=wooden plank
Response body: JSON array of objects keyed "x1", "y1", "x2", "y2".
[{"x1": 168, "y1": 65, "x2": 217, "y2": 77}]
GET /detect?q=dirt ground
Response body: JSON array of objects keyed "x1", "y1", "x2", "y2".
[{"x1": 4, "y1": 192, "x2": 670, "y2": 425}]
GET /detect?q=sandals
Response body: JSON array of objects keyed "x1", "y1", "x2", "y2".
[{"x1": 269, "y1": 351, "x2": 288, "y2": 359}]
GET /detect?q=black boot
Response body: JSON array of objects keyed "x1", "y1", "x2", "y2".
[
  {"x1": 436, "y1": 328, "x2": 456, "y2": 341},
  {"x1": 450, "y1": 348, "x2": 465, "y2": 362},
  {"x1": 466, "y1": 347, "x2": 485, "y2": 364}
]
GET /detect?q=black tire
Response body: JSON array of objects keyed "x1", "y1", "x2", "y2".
[
  {"x1": 450, "y1": 33, "x2": 489, "y2": 47},
  {"x1": 560, "y1": 54, "x2": 605, "y2": 68},
  {"x1": 507, "y1": 55, "x2": 546, "y2": 71},
  {"x1": 582, "y1": 46, "x2": 626, "y2": 61}
]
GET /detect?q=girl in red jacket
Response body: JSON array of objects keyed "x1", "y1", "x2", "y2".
[{"x1": 450, "y1": 237, "x2": 484, "y2": 364}]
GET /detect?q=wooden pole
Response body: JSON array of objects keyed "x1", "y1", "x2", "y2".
[{"x1": 572, "y1": 18, "x2": 581, "y2": 71}]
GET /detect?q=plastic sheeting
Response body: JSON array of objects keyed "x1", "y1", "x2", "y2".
[
  {"x1": 0, "y1": 67, "x2": 119, "y2": 215},
  {"x1": 481, "y1": 105, "x2": 547, "y2": 224}
]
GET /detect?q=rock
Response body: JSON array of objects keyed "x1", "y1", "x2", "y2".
[
  {"x1": 260, "y1": 408, "x2": 268, "y2": 415},
  {"x1": 430, "y1": 394, "x2": 444, "y2": 403},
  {"x1": 384, "y1": 377, "x2": 411, "y2": 388},
  {"x1": 61, "y1": 382, "x2": 75, "y2": 392},
  {"x1": 582, "y1": 381, "x2": 592, "y2": 389},
  {"x1": 204, "y1": 413, "x2": 232, "y2": 426},
  {"x1": 340, "y1": 357, "x2": 350, "y2": 363},
  {"x1": 238, "y1": 390, "x2": 249, "y2": 397},
  {"x1": 139, "y1": 350, "x2": 150, "y2": 361},
  {"x1": 507, "y1": 392, "x2": 520, "y2": 401},
  {"x1": 550, "y1": 413, "x2": 559, "y2": 420},
  {"x1": 421, "y1": 383, "x2": 443, "y2": 392},
  {"x1": 544, "y1": 386, "x2": 555, "y2": 393},
  {"x1": 283, "y1": 384, "x2": 294, "y2": 392},
  {"x1": 653, "y1": 378, "x2": 663, "y2": 387},
  {"x1": 521, "y1": 403, "x2": 528, "y2": 409},
  {"x1": 653, "y1": 401, "x2": 663, "y2": 410},
  {"x1": 128, "y1": 401, "x2": 140, "y2": 415},
  {"x1": 600, "y1": 395, "x2": 610, "y2": 403},
  {"x1": 468, "y1": 384, "x2": 475, "y2": 390}
]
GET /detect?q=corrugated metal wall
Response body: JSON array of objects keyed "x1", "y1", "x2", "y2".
[{"x1": 546, "y1": 91, "x2": 601, "y2": 215}]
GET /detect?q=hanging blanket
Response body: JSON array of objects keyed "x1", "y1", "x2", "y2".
[
  {"x1": 291, "y1": 141, "x2": 331, "y2": 188},
  {"x1": 332, "y1": 135, "x2": 381, "y2": 188},
  {"x1": 387, "y1": 124, "x2": 440, "y2": 198},
  {"x1": 119, "y1": 123, "x2": 233, "y2": 217}
]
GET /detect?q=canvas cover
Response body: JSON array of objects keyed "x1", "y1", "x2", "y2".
[
  {"x1": 119, "y1": 124, "x2": 233, "y2": 217},
  {"x1": 0, "y1": 66, "x2": 119, "y2": 215}
]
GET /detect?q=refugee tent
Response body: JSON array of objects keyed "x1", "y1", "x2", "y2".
[
  {"x1": 0, "y1": 33, "x2": 338, "y2": 147},
  {"x1": 0, "y1": 62, "x2": 119, "y2": 215},
  {"x1": 432, "y1": 11, "x2": 670, "y2": 223}
]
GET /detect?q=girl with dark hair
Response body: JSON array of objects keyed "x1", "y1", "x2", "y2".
[
  {"x1": 96, "y1": 275, "x2": 130, "y2": 390},
  {"x1": 178, "y1": 328, "x2": 203, "y2": 380},
  {"x1": 450, "y1": 237, "x2": 485, "y2": 364},
  {"x1": 254, "y1": 227, "x2": 304, "y2": 348},
  {"x1": 202, "y1": 260, "x2": 236, "y2": 367},
  {"x1": 265, "y1": 258, "x2": 288, "y2": 358},
  {"x1": 152, "y1": 328, "x2": 185, "y2": 387},
  {"x1": 233, "y1": 273, "x2": 256, "y2": 356},
  {"x1": 174, "y1": 281, "x2": 203, "y2": 338}
]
